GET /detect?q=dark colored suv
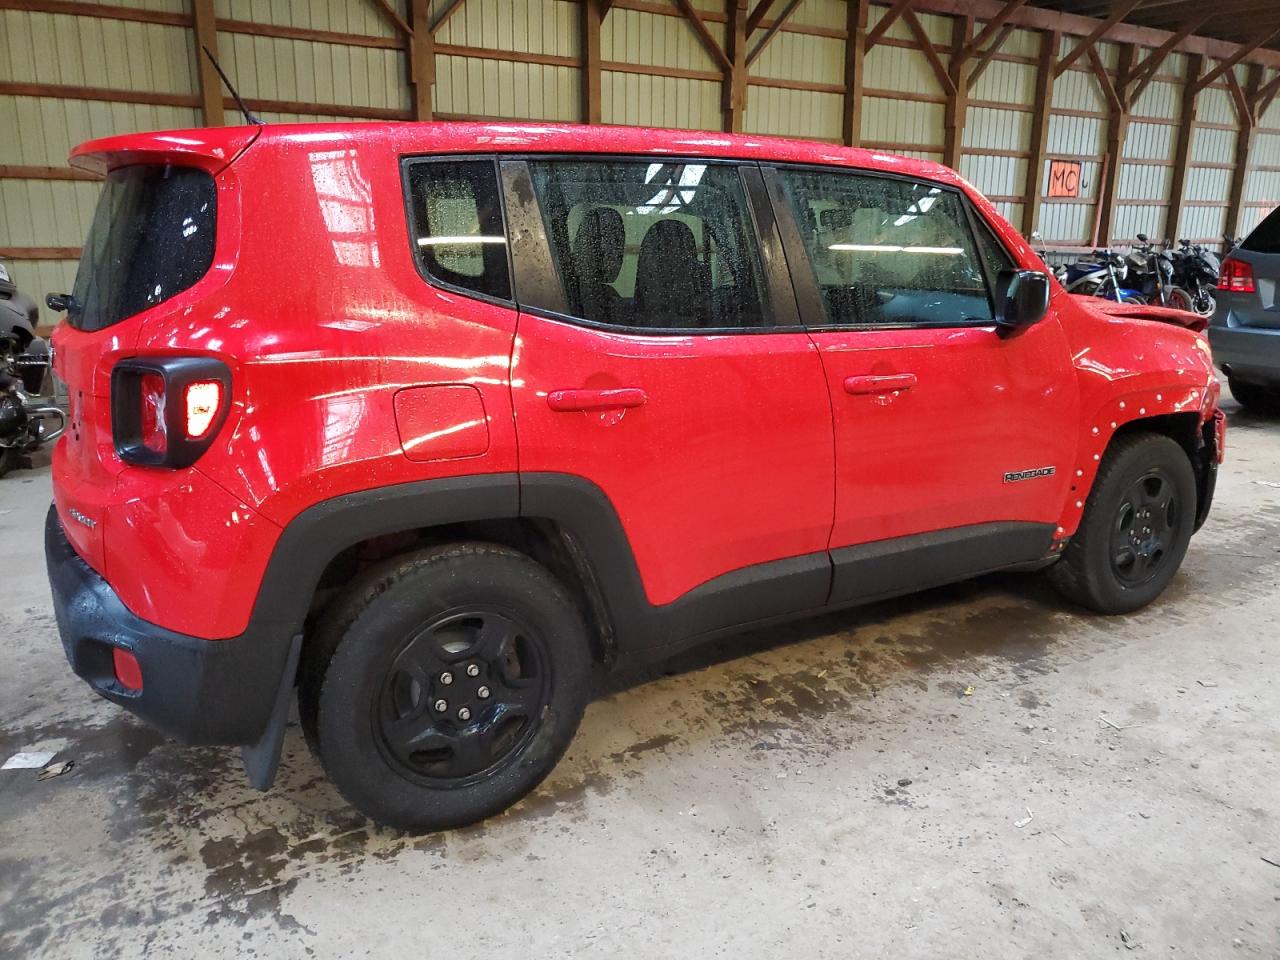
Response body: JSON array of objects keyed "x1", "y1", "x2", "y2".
[
  {"x1": 45, "y1": 122, "x2": 1224, "y2": 831},
  {"x1": 1211, "y1": 205, "x2": 1280, "y2": 410}
]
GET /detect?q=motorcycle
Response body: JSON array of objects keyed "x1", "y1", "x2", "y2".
[
  {"x1": 1169, "y1": 239, "x2": 1220, "y2": 317},
  {"x1": 1125, "y1": 234, "x2": 1194, "y2": 312},
  {"x1": 0, "y1": 261, "x2": 64, "y2": 478},
  {"x1": 1059, "y1": 248, "x2": 1144, "y2": 303}
]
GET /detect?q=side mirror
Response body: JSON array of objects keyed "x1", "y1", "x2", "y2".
[
  {"x1": 995, "y1": 270, "x2": 1050, "y2": 336},
  {"x1": 1137, "y1": 232, "x2": 1149, "y2": 243}
]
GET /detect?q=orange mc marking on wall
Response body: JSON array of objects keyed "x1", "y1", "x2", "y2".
[{"x1": 1048, "y1": 160, "x2": 1082, "y2": 199}]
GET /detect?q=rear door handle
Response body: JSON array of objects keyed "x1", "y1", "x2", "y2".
[
  {"x1": 844, "y1": 373, "x2": 917, "y2": 395},
  {"x1": 547, "y1": 388, "x2": 647, "y2": 412}
]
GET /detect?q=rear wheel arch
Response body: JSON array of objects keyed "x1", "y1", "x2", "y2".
[{"x1": 253, "y1": 473, "x2": 646, "y2": 679}]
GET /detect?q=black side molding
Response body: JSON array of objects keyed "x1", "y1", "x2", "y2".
[{"x1": 829, "y1": 521, "x2": 1057, "y2": 607}]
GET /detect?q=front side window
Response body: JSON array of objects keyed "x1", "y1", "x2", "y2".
[
  {"x1": 70, "y1": 165, "x2": 216, "y2": 332},
  {"x1": 405, "y1": 159, "x2": 511, "y2": 301},
  {"x1": 776, "y1": 169, "x2": 996, "y2": 327},
  {"x1": 527, "y1": 160, "x2": 769, "y2": 330}
]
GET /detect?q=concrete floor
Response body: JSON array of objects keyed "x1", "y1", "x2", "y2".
[{"x1": 1, "y1": 397, "x2": 1278, "y2": 960}]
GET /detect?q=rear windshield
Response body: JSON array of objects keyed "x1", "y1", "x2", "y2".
[
  {"x1": 68, "y1": 165, "x2": 216, "y2": 332},
  {"x1": 1242, "y1": 206, "x2": 1280, "y2": 255}
]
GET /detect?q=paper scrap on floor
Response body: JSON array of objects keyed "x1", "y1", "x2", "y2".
[{"x1": 2, "y1": 750, "x2": 57, "y2": 770}]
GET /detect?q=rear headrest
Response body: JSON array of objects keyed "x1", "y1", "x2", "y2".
[
  {"x1": 634, "y1": 219, "x2": 703, "y2": 327},
  {"x1": 572, "y1": 207, "x2": 626, "y2": 284}
]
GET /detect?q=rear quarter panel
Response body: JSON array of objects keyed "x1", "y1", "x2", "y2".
[
  {"x1": 139, "y1": 129, "x2": 520, "y2": 530},
  {"x1": 113, "y1": 130, "x2": 518, "y2": 637}
]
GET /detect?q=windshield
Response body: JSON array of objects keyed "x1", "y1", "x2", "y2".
[{"x1": 69, "y1": 165, "x2": 217, "y2": 332}]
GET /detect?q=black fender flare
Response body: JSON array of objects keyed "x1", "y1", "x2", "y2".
[
  {"x1": 247, "y1": 473, "x2": 520, "y2": 638},
  {"x1": 251, "y1": 471, "x2": 828, "y2": 667}
]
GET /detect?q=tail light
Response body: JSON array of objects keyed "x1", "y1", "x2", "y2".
[
  {"x1": 111, "y1": 357, "x2": 231, "y2": 467},
  {"x1": 1218, "y1": 258, "x2": 1255, "y2": 293}
]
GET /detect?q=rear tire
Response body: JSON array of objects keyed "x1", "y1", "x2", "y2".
[
  {"x1": 1228, "y1": 377, "x2": 1280, "y2": 414},
  {"x1": 1048, "y1": 434, "x2": 1195, "y2": 614},
  {"x1": 300, "y1": 542, "x2": 593, "y2": 832}
]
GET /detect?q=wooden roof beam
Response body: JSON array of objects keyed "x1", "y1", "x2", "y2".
[
  {"x1": 1127, "y1": 10, "x2": 1210, "y2": 103},
  {"x1": 903, "y1": 6, "x2": 957, "y2": 95},
  {"x1": 430, "y1": 0, "x2": 468, "y2": 34},
  {"x1": 746, "y1": 0, "x2": 803, "y2": 66},
  {"x1": 673, "y1": 0, "x2": 733, "y2": 74},
  {"x1": 1054, "y1": 0, "x2": 1144, "y2": 79},
  {"x1": 369, "y1": 0, "x2": 413, "y2": 37},
  {"x1": 1088, "y1": 44, "x2": 1125, "y2": 113},
  {"x1": 1253, "y1": 70, "x2": 1280, "y2": 116},
  {"x1": 901, "y1": 0, "x2": 1280, "y2": 71},
  {"x1": 967, "y1": 21, "x2": 1017, "y2": 90},
  {"x1": 865, "y1": 0, "x2": 917, "y2": 50},
  {"x1": 958, "y1": 0, "x2": 1028, "y2": 61},
  {"x1": 1192, "y1": 27, "x2": 1280, "y2": 92},
  {"x1": 745, "y1": 0, "x2": 777, "y2": 34}
]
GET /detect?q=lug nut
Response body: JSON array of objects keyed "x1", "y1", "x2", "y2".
[
  {"x1": 458, "y1": 707, "x2": 472, "y2": 721},
  {"x1": 466, "y1": 664, "x2": 480, "y2": 678},
  {"x1": 434, "y1": 699, "x2": 448, "y2": 713},
  {"x1": 439, "y1": 671, "x2": 453, "y2": 685},
  {"x1": 477, "y1": 686, "x2": 490, "y2": 699}
]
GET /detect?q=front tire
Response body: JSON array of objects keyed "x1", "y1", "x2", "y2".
[
  {"x1": 301, "y1": 543, "x2": 593, "y2": 832},
  {"x1": 1048, "y1": 434, "x2": 1196, "y2": 614}
]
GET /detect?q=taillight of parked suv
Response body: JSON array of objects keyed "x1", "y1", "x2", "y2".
[
  {"x1": 110, "y1": 356, "x2": 230, "y2": 467},
  {"x1": 1217, "y1": 257, "x2": 1256, "y2": 293}
]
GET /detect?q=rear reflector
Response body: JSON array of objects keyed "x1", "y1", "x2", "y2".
[
  {"x1": 139, "y1": 373, "x2": 167, "y2": 453},
  {"x1": 112, "y1": 647, "x2": 143, "y2": 692},
  {"x1": 1217, "y1": 258, "x2": 1256, "y2": 293}
]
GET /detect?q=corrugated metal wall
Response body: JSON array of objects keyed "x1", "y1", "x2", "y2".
[
  {"x1": 1184, "y1": 66, "x2": 1240, "y2": 245},
  {"x1": 1114, "y1": 52, "x2": 1180, "y2": 244},
  {"x1": 3, "y1": 0, "x2": 1280, "y2": 308},
  {"x1": 1241, "y1": 84, "x2": 1280, "y2": 238},
  {"x1": 602, "y1": 4, "x2": 722, "y2": 129}
]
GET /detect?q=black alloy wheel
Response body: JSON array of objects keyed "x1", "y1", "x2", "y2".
[
  {"x1": 376, "y1": 609, "x2": 551, "y2": 787},
  {"x1": 301, "y1": 542, "x2": 592, "y2": 832},
  {"x1": 1047, "y1": 433, "x2": 1196, "y2": 614},
  {"x1": 1109, "y1": 470, "x2": 1178, "y2": 587}
]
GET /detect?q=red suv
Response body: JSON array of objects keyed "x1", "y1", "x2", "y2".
[{"x1": 45, "y1": 123, "x2": 1225, "y2": 830}]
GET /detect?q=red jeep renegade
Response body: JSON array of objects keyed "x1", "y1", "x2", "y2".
[{"x1": 45, "y1": 122, "x2": 1224, "y2": 831}]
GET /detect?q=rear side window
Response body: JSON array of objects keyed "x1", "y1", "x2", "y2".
[
  {"x1": 1242, "y1": 206, "x2": 1280, "y2": 254},
  {"x1": 527, "y1": 160, "x2": 769, "y2": 330},
  {"x1": 776, "y1": 169, "x2": 996, "y2": 327},
  {"x1": 70, "y1": 165, "x2": 216, "y2": 332},
  {"x1": 405, "y1": 159, "x2": 511, "y2": 301}
]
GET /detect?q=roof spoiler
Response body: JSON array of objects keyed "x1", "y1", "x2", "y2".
[{"x1": 69, "y1": 126, "x2": 263, "y2": 178}]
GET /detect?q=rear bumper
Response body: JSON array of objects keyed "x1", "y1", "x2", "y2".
[
  {"x1": 45, "y1": 505, "x2": 290, "y2": 746},
  {"x1": 1209, "y1": 323, "x2": 1280, "y2": 385}
]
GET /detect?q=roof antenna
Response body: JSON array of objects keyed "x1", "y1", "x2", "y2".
[{"x1": 201, "y1": 45, "x2": 264, "y2": 126}]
